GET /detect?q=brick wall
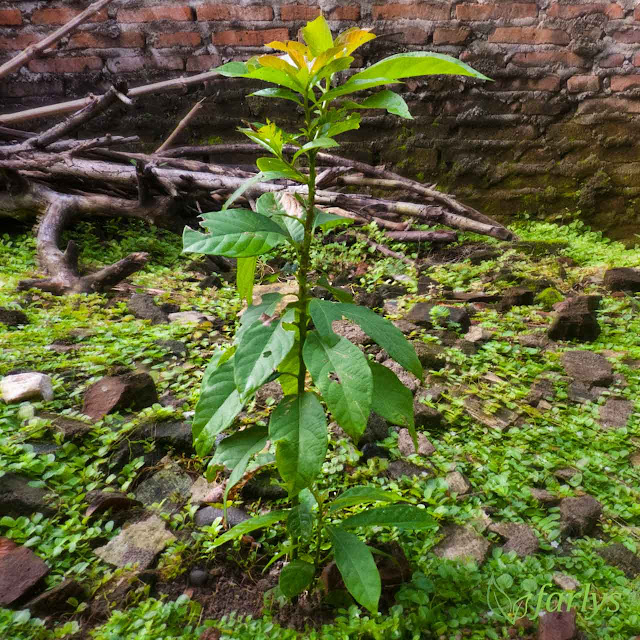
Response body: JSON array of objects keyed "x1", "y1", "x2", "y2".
[{"x1": 2, "y1": 1, "x2": 640, "y2": 240}]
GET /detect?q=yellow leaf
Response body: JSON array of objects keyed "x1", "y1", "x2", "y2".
[
  {"x1": 266, "y1": 40, "x2": 310, "y2": 70},
  {"x1": 333, "y1": 28, "x2": 376, "y2": 56},
  {"x1": 258, "y1": 55, "x2": 299, "y2": 77}
]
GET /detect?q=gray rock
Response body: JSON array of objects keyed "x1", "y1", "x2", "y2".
[
  {"x1": 392, "y1": 319, "x2": 420, "y2": 334},
  {"x1": 156, "y1": 339, "x2": 187, "y2": 359},
  {"x1": 463, "y1": 395, "x2": 518, "y2": 432},
  {"x1": 596, "y1": 543, "x2": 640, "y2": 579},
  {"x1": 168, "y1": 311, "x2": 209, "y2": 324},
  {"x1": 189, "y1": 569, "x2": 208, "y2": 587},
  {"x1": 0, "y1": 473, "x2": 55, "y2": 517},
  {"x1": 25, "y1": 578, "x2": 85, "y2": 617},
  {"x1": 489, "y1": 522, "x2": 539, "y2": 557},
  {"x1": 0, "y1": 540, "x2": 49, "y2": 606},
  {"x1": 361, "y1": 443, "x2": 389, "y2": 461},
  {"x1": 381, "y1": 359, "x2": 420, "y2": 393},
  {"x1": 518, "y1": 333, "x2": 552, "y2": 350},
  {"x1": 598, "y1": 397, "x2": 634, "y2": 430},
  {"x1": 554, "y1": 467, "x2": 579, "y2": 482},
  {"x1": 416, "y1": 385, "x2": 446, "y2": 403},
  {"x1": 496, "y1": 287, "x2": 534, "y2": 312},
  {"x1": 413, "y1": 341, "x2": 446, "y2": 370},
  {"x1": 432, "y1": 525, "x2": 490, "y2": 564},
  {"x1": 358, "y1": 412, "x2": 390, "y2": 447},
  {"x1": 529, "y1": 488, "x2": 559, "y2": 504},
  {"x1": 405, "y1": 303, "x2": 471, "y2": 333},
  {"x1": 561, "y1": 350, "x2": 613, "y2": 388},
  {"x1": 548, "y1": 295, "x2": 601, "y2": 342},
  {"x1": 397, "y1": 428, "x2": 435, "y2": 457},
  {"x1": 1, "y1": 372, "x2": 53, "y2": 403},
  {"x1": 446, "y1": 471, "x2": 471, "y2": 495},
  {"x1": 464, "y1": 326, "x2": 494, "y2": 343},
  {"x1": 127, "y1": 294, "x2": 168, "y2": 325},
  {"x1": 134, "y1": 467, "x2": 193, "y2": 510},
  {"x1": 189, "y1": 477, "x2": 224, "y2": 505},
  {"x1": 83, "y1": 372, "x2": 158, "y2": 420},
  {"x1": 417, "y1": 275, "x2": 439, "y2": 294},
  {"x1": 94, "y1": 515, "x2": 175, "y2": 570},
  {"x1": 194, "y1": 506, "x2": 249, "y2": 528},
  {"x1": 526, "y1": 377, "x2": 555, "y2": 407},
  {"x1": 537, "y1": 609, "x2": 577, "y2": 640},
  {"x1": 552, "y1": 573, "x2": 581, "y2": 591},
  {"x1": 559, "y1": 495, "x2": 602, "y2": 537},
  {"x1": 603, "y1": 267, "x2": 640, "y2": 292},
  {"x1": 0, "y1": 308, "x2": 29, "y2": 327},
  {"x1": 332, "y1": 319, "x2": 369, "y2": 345},
  {"x1": 414, "y1": 398, "x2": 443, "y2": 429},
  {"x1": 137, "y1": 421, "x2": 193, "y2": 454},
  {"x1": 567, "y1": 381, "x2": 606, "y2": 404},
  {"x1": 385, "y1": 460, "x2": 430, "y2": 480},
  {"x1": 38, "y1": 412, "x2": 92, "y2": 440}
]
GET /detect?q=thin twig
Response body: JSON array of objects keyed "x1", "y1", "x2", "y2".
[
  {"x1": 155, "y1": 98, "x2": 205, "y2": 155},
  {"x1": 350, "y1": 231, "x2": 415, "y2": 266}
]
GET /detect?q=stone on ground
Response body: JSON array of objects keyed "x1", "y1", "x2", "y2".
[
  {"x1": 385, "y1": 460, "x2": 430, "y2": 480},
  {"x1": 127, "y1": 294, "x2": 168, "y2": 324},
  {"x1": 603, "y1": 267, "x2": 640, "y2": 292},
  {"x1": 412, "y1": 341, "x2": 446, "y2": 370},
  {"x1": 331, "y1": 319, "x2": 369, "y2": 345},
  {"x1": 405, "y1": 303, "x2": 471, "y2": 333},
  {"x1": 559, "y1": 495, "x2": 602, "y2": 537},
  {"x1": 547, "y1": 295, "x2": 601, "y2": 342},
  {"x1": 1, "y1": 372, "x2": 53, "y2": 403},
  {"x1": 194, "y1": 506, "x2": 249, "y2": 528},
  {"x1": 83, "y1": 372, "x2": 158, "y2": 420},
  {"x1": 189, "y1": 477, "x2": 224, "y2": 505},
  {"x1": 598, "y1": 397, "x2": 634, "y2": 429},
  {"x1": 25, "y1": 578, "x2": 85, "y2": 617},
  {"x1": 134, "y1": 464, "x2": 193, "y2": 510},
  {"x1": 489, "y1": 522, "x2": 539, "y2": 557},
  {"x1": 94, "y1": 515, "x2": 175, "y2": 569},
  {"x1": 537, "y1": 609, "x2": 577, "y2": 640},
  {"x1": 0, "y1": 308, "x2": 29, "y2": 326},
  {"x1": 497, "y1": 286, "x2": 534, "y2": 312},
  {"x1": 446, "y1": 471, "x2": 471, "y2": 495},
  {"x1": 397, "y1": 428, "x2": 435, "y2": 457},
  {"x1": 0, "y1": 473, "x2": 56, "y2": 517},
  {"x1": 561, "y1": 350, "x2": 613, "y2": 387},
  {"x1": 432, "y1": 525, "x2": 490, "y2": 564},
  {"x1": 596, "y1": 543, "x2": 640, "y2": 579},
  {"x1": 168, "y1": 311, "x2": 212, "y2": 324},
  {"x1": 0, "y1": 538, "x2": 49, "y2": 606}
]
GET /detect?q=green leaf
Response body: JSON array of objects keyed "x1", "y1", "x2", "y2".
[
  {"x1": 243, "y1": 66, "x2": 304, "y2": 92},
  {"x1": 319, "y1": 78, "x2": 403, "y2": 103},
  {"x1": 184, "y1": 210, "x2": 288, "y2": 257},
  {"x1": 341, "y1": 505, "x2": 435, "y2": 530},
  {"x1": 326, "y1": 113, "x2": 361, "y2": 137},
  {"x1": 237, "y1": 256, "x2": 257, "y2": 305},
  {"x1": 343, "y1": 89, "x2": 413, "y2": 120},
  {"x1": 293, "y1": 136, "x2": 339, "y2": 161},
  {"x1": 302, "y1": 15, "x2": 334, "y2": 57},
  {"x1": 192, "y1": 357, "x2": 243, "y2": 457},
  {"x1": 256, "y1": 192, "x2": 305, "y2": 245},
  {"x1": 302, "y1": 332, "x2": 372, "y2": 440},
  {"x1": 329, "y1": 486, "x2": 403, "y2": 512},
  {"x1": 212, "y1": 425, "x2": 269, "y2": 470},
  {"x1": 327, "y1": 526, "x2": 380, "y2": 613},
  {"x1": 256, "y1": 157, "x2": 306, "y2": 183},
  {"x1": 279, "y1": 560, "x2": 316, "y2": 598},
  {"x1": 209, "y1": 511, "x2": 288, "y2": 548},
  {"x1": 313, "y1": 209, "x2": 353, "y2": 231},
  {"x1": 234, "y1": 311, "x2": 295, "y2": 398},
  {"x1": 237, "y1": 292, "x2": 283, "y2": 341},
  {"x1": 250, "y1": 87, "x2": 303, "y2": 106},
  {"x1": 213, "y1": 61, "x2": 249, "y2": 77},
  {"x1": 309, "y1": 299, "x2": 423, "y2": 380},
  {"x1": 351, "y1": 51, "x2": 491, "y2": 82},
  {"x1": 277, "y1": 342, "x2": 300, "y2": 396},
  {"x1": 369, "y1": 361, "x2": 415, "y2": 431},
  {"x1": 287, "y1": 488, "x2": 315, "y2": 539},
  {"x1": 223, "y1": 172, "x2": 265, "y2": 210},
  {"x1": 269, "y1": 392, "x2": 328, "y2": 496},
  {"x1": 315, "y1": 276, "x2": 354, "y2": 303}
]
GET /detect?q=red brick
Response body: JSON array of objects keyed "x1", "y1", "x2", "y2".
[
  {"x1": 117, "y1": 6, "x2": 192, "y2": 23},
  {"x1": 197, "y1": 5, "x2": 273, "y2": 21},
  {"x1": 613, "y1": 30, "x2": 640, "y2": 44},
  {"x1": 600, "y1": 54, "x2": 625, "y2": 68},
  {"x1": 281, "y1": 5, "x2": 320, "y2": 21},
  {"x1": 403, "y1": 27, "x2": 430, "y2": 44},
  {"x1": 186, "y1": 54, "x2": 222, "y2": 71},
  {"x1": 0, "y1": 9, "x2": 21, "y2": 25},
  {"x1": 32, "y1": 8, "x2": 107, "y2": 25},
  {"x1": 213, "y1": 28, "x2": 289, "y2": 46},
  {"x1": 433, "y1": 27, "x2": 471, "y2": 45},
  {"x1": 567, "y1": 75, "x2": 600, "y2": 93},
  {"x1": 29, "y1": 57, "x2": 103, "y2": 73},
  {"x1": 372, "y1": 4, "x2": 450, "y2": 21},
  {"x1": 329, "y1": 6, "x2": 361, "y2": 20},
  {"x1": 503, "y1": 76, "x2": 562, "y2": 91},
  {"x1": 489, "y1": 27, "x2": 569, "y2": 44},
  {"x1": 155, "y1": 32, "x2": 201, "y2": 47},
  {"x1": 548, "y1": 4, "x2": 624, "y2": 19},
  {"x1": 635, "y1": 6, "x2": 640, "y2": 20},
  {"x1": 512, "y1": 51, "x2": 586, "y2": 68},
  {"x1": 0, "y1": 34, "x2": 39, "y2": 50},
  {"x1": 68, "y1": 32, "x2": 145, "y2": 49},
  {"x1": 634, "y1": 53, "x2": 640, "y2": 67},
  {"x1": 456, "y1": 4, "x2": 537, "y2": 21},
  {"x1": 611, "y1": 75, "x2": 640, "y2": 92},
  {"x1": 106, "y1": 57, "x2": 146, "y2": 73}
]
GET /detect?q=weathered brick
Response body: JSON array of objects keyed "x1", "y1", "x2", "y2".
[
  {"x1": 548, "y1": 4, "x2": 624, "y2": 19},
  {"x1": 611, "y1": 75, "x2": 640, "y2": 92},
  {"x1": 151, "y1": 54, "x2": 184, "y2": 70},
  {"x1": 613, "y1": 30, "x2": 640, "y2": 44},
  {"x1": 433, "y1": 28, "x2": 471, "y2": 45},
  {"x1": 186, "y1": 54, "x2": 221, "y2": 72},
  {"x1": 0, "y1": 34, "x2": 39, "y2": 50},
  {"x1": 213, "y1": 28, "x2": 289, "y2": 46},
  {"x1": 0, "y1": 9, "x2": 21, "y2": 25},
  {"x1": 117, "y1": 6, "x2": 192, "y2": 23},
  {"x1": 0, "y1": 80, "x2": 64, "y2": 98},
  {"x1": 68, "y1": 32, "x2": 145, "y2": 50},
  {"x1": 329, "y1": 6, "x2": 361, "y2": 21},
  {"x1": 197, "y1": 5, "x2": 273, "y2": 21},
  {"x1": 634, "y1": 53, "x2": 640, "y2": 67},
  {"x1": 281, "y1": 5, "x2": 320, "y2": 21},
  {"x1": 403, "y1": 27, "x2": 430, "y2": 44},
  {"x1": 499, "y1": 76, "x2": 562, "y2": 91},
  {"x1": 32, "y1": 8, "x2": 107, "y2": 25},
  {"x1": 106, "y1": 56, "x2": 146, "y2": 73},
  {"x1": 155, "y1": 32, "x2": 201, "y2": 47},
  {"x1": 600, "y1": 54, "x2": 626, "y2": 68},
  {"x1": 29, "y1": 57, "x2": 103, "y2": 73},
  {"x1": 372, "y1": 4, "x2": 450, "y2": 21},
  {"x1": 567, "y1": 75, "x2": 600, "y2": 93},
  {"x1": 636, "y1": 6, "x2": 640, "y2": 20},
  {"x1": 489, "y1": 27, "x2": 569, "y2": 45},
  {"x1": 512, "y1": 51, "x2": 586, "y2": 68},
  {"x1": 456, "y1": 4, "x2": 537, "y2": 21}
]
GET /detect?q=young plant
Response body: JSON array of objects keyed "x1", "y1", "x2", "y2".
[{"x1": 183, "y1": 15, "x2": 488, "y2": 612}]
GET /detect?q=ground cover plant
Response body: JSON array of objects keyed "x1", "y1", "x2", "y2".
[{"x1": 180, "y1": 16, "x2": 488, "y2": 610}]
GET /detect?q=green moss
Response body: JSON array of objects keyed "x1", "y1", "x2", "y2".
[{"x1": 535, "y1": 287, "x2": 564, "y2": 310}]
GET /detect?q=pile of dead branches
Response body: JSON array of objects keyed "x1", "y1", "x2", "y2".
[{"x1": 0, "y1": 0, "x2": 513, "y2": 295}]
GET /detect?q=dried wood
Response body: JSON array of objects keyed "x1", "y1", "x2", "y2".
[{"x1": 155, "y1": 98, "x2": 205, "y2": 154}]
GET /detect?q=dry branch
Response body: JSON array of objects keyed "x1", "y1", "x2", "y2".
[
  {"x1": 0, "y1": 0, "x2": 115, "y2": 80},
  {"x1": 155, "y1": 99, "x2": 205, "y2": 155},
  {"x1": 385, "y1": 230, "x2": 458, "y2": 243}
]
